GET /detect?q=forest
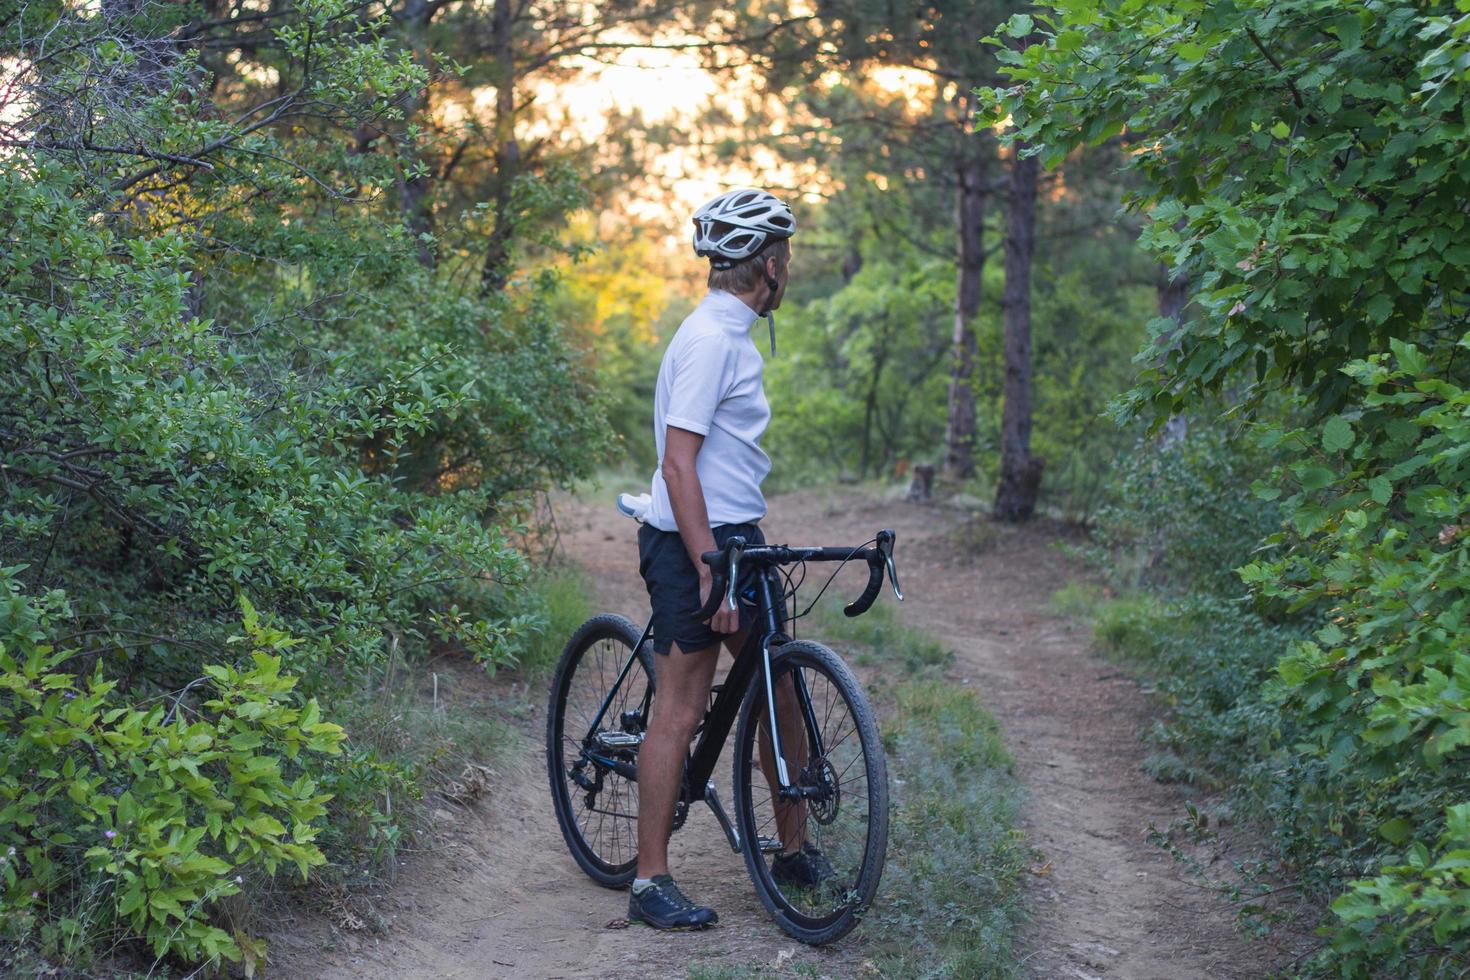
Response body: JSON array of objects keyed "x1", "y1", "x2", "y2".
[{"x1": 1, "y1": 0, "x2": 1468, "y2": 976}]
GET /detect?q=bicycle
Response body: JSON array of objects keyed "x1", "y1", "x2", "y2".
[{"x1": 545, "y1": 516, "x2": 905, "y2": 944}]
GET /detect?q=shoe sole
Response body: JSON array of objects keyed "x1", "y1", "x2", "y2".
[
  {"x1": 629, "y1": 916, "x2": 720, "y2": 934},
  {"x1": 627, "y1": 915, "x2": 718, "y2": 930}
]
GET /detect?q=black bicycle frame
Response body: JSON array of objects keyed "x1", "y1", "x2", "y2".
[{"x1": 578, "y1": 563, "x2": 821, "y2": 802}]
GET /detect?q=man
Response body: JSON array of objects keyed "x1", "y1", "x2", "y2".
[{"x1": 628, "y1": 188, "x2": 828, "y2": 930}]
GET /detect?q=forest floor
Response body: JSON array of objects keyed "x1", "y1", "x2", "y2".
[{"x1": 268, "y1": 486, "x2": 1303, "y2": 979}]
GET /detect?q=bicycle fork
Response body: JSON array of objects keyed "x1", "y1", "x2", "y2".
[
  {"x1": 754, "y1": 571, "x2": 828, "y2": 804},
  {"x1": 701, "y1": 631, "x2": 792, "y2": 856}
]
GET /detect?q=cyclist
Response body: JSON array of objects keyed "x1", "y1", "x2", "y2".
[{"x1": 628, "y1": 188, "x2": 830, "y2": 930}]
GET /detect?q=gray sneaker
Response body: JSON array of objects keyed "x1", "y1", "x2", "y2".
[{"x1": 627, "y1": 875, "x2": 718, "y2": 930}]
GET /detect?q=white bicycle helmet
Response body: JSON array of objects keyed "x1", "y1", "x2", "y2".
[{"x1": 691, "y1": 188, "x2": 796, "y2": 268}]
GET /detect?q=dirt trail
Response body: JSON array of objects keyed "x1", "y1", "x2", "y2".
[{"x1": 269, "y1": 487, "x2": 1287, "y2": 979}]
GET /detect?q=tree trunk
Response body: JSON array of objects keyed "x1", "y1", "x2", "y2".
[
  {"x1": 943, "y1": 150, "x2": 986, "y2": 480},
  {"x1": 859, "y1": 323, "x2": 891, "y2": 478},
  {"x1": 1157, "y1": 259, "x2": 1190, "y2": 445},
  {"x1": 479, "y1": 0, "x2": 521, "y2": 294},
  {"x1": 395, "y1": 0, "x2": 437, "y2": 269},
  {"x1": 993, "y1": 144, "x2": 1043, "y2": 522},
  {"x1": 1158, "y1": 261, "x2": 1188, "y2": 324}
]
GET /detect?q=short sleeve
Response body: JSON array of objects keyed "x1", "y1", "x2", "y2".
[{"x1": 664, "y1": 332, "x2": 731, "y2": 436}]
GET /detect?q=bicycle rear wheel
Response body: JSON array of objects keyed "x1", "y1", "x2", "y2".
[
  {"x1": 546, "y1": 614, "x2": 654, "y2": 888},
  {"x1": 731, "y1": 639, "x2": 889, "y2": 944}
]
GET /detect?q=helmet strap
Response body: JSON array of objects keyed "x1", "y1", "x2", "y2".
[
  {"x1": 759, "y1": 258, "x2": 780, "y2": 357},
  {"x1": 760, "y1": 269, "x2": 780, "y2": 309}
]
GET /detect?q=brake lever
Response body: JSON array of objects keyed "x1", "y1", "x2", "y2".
[
  {"x1": 724, "y1": 538, "x2": 745, "y2": 612},
  {"x1": 877, "y1": 529, "x2": 903, "y2": 601}
]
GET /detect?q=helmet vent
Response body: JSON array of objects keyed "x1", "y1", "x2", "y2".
[{"x1": 690, "y1": 188, "x2": 796, "y2": 265}]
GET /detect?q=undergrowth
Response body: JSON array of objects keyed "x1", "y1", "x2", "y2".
[
  {"x1": 811, "y1": 599, "x2": 1027, "y2": 979},
  {"x1": 869, "y1": 678, "x2": 1028, "y2": 979},
  {"x1": 805, "y1": 601, "x2": 952, "y2": 675},
  {"x1": 516, "y1": 565, "x2": 596, "y2": 677},
  {"x1": 308, "y1": 564, "x2": 592, "y2": 882}
]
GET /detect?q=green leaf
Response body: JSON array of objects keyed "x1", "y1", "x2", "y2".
[
  {"x1": 1322, "y1": 417, "x2": 1355, "y2": 453},
  {"x1": 1366, "y1": 293, "x2": 1394, "y2": 325},
  {"x1": 1291, "y1": 504, "x2": 1328, "y2": 535},
  {"x1": 118, "y1": 883, "x2": 146, "y2": 919},
  {"x1": 1298, "y1": 465, "x2": 1337, "y2": 492},
  {"x1": 1379, "y1": 817, "x2": 1414, "y2": 845},
  {"x1": 1390, "y1": 337, "x2": 1428, "y2": 375}
]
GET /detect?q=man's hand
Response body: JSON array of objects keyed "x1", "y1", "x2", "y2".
[{"x1": 699, "y1": 570, "x2": 741, "y2": 634}]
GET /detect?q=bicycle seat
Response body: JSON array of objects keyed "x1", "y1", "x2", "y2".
[{"x1": 616, "y1": 492, "x2": 652, "y2": 523}]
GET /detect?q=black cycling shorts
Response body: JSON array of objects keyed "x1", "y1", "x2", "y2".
[{"x1": 637, "y1": 522, "x2": 764, "y2": 655}]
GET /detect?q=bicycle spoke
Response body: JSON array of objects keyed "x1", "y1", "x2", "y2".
[
  {"x1": 737, "y1": 646, "x2": 884, "y2": 935},
  {"x1": 549, "y1": 618, "x2": 651, "y2": 883}
]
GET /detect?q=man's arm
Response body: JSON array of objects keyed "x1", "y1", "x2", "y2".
[{"x1": 663, "y1": 426, "x2": 740, "y2": 635}]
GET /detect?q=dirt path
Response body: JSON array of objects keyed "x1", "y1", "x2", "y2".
[{"x1": 269, "y1": 487, "x2": 1288, "y2": 979}]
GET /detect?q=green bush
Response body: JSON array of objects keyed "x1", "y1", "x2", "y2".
[
  {"x1": 514, "y1": 566, "x2": 597, "y2": 677},
  {"x1": 1091, "y1": 591, "x2": 1311, "y2": 794},
  {"x1": 0, "y1": 2, "x2": 607, "y2": 970},
  {"x1": 1241, "y1": 342, "x2": 1470, "y2": 972},
  {"x1": 1091, "y1": 424, "x2": 1284, "y2": 596},
  {"x1": 0, "y1": 587, "x2": 339, "y2": 970},
  {"x1": 985, "y1": 0, "x2": 1470, "y2": 968},
  {"x1": 1003, "y1": 268, "x2": 1154, "y2": 522}
]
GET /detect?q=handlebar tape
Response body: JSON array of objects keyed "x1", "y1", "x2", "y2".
[
  {"x1": 692, "y1": 568, "x2": 727, "y2": 622},
  {"x1": 692, "y1": 539, "x2": 739, "y2": 622},
  {"x1": 843, "y1": 557, "x2": 885, "y2": 618}
]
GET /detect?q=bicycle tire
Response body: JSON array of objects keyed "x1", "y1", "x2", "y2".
[
  {"x1": 731, "y1": 639, "x2": 889, "y2": 944},
  {"x1": 546, "y1": 614, "x2": 655, "y2": 888}
]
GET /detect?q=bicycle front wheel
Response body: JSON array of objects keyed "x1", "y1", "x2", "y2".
[
  {"x1": 546, "y1": 614, "x2": 654, "y2": 888},
  {"x1": 731, "y1": 639, "x2": 889, "y2": 945}
]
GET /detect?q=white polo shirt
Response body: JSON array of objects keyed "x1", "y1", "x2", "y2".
[{"x1": 645, "y1": 290, "x2": 771, "y2": 533}]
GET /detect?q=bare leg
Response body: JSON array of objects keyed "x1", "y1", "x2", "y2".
[
  {"x1": 756, "y1": 671, "x2": 810, "y2": 854},
  {"x1": 719, "y1": 631, "x2": 805, "y2": 849},
  {"x1": 635, "y1": 641, "x2": 720, "y2": 879}
]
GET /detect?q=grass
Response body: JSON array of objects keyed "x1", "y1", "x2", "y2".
[
  {"x1": 308, "y1": 567, "x2": 594, "y2": 893},
  {"x1": 516, "y1": 563, "x2": 598, "y2": 676},
  {"x1": 867, "y1": 678, "x2": 1028, "y2": 979},
  {"x1": 804, "y1": 600, "x2": 952, "y2": 674},
  {"x1": 1047, "y1": 579, "x2": 1106, "y2": 621},
  {"x1": 314, "y1": 661, "x2": 518, "y2": 872},
  {"x1": 808, "y1": 598, "x2": 1028, "y2": 979}
]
